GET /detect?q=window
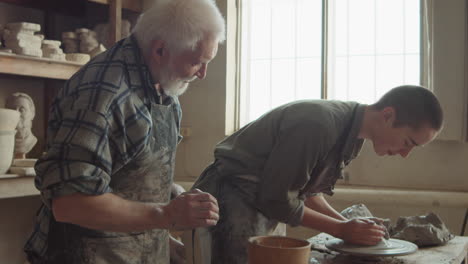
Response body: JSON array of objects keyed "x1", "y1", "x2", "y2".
[{"x1": 239, "y1": 0, "x2": 422, "y2": 127}]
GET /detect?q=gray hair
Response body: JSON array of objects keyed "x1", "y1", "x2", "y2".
[{"x1": 133, "y1": 0, "x2": 226, "y2": 57}]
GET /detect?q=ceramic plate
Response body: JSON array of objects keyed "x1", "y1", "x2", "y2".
[{"x1": 325, "y1": 238, "x2": 418, "y2": 257}]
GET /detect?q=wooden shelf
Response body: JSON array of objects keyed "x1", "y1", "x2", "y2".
[
  {"x1": 0, "y1": 0, "x2": 87, "y2": 16},
  {"x1": 0, "y1": 0, "x2": 143, "y2": 15},
  {"x1": 0, "y1": 52, "x2": 84, "y2": 80},
  {"x1": 0, "y1": 176, "x2": 39, "y2": 199},
  {"x1": 88, "y1": 0, "x2": 142, "y2": 13},
  {"x1": 0, "y1": 0, "x2": 143, "y2": 200}
]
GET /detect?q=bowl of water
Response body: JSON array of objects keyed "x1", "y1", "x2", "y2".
[{"x1": 248, "y1": 236, "x2": 311, "y2": 264}]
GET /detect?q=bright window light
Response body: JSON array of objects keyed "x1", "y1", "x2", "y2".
[{"x1": 239, "y1": 0, "x2": 421, "y2": 127}]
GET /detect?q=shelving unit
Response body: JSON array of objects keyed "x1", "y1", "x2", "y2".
[
  {"x1": 0, "y1": 0, "x2": 143, "y2": 199},
  {"x1": 0, "y1": 176, "x2": 38, "y2": 199},
  {"x1": 88, "y1": 0, "x2": 142, "y2": 13},
  {"x1": 0, "y1": 0, "x2": 143, "y2": 80}
]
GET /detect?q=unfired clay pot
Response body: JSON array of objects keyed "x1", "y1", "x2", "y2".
[
  {"x1": 248, "y1": 236, "x2": 311, "y2": 264},
  {"x1": 0, "y1": 130, "x2": 16, "y2": 174}
]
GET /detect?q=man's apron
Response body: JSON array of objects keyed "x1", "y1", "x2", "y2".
[{"x1": 45, "y1": 100, "x2": 179, "y2": 264}]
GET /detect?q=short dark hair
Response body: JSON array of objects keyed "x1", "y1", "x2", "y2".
[{"x1": 370, "y1": 85, "x2": 443, "y2": 131}]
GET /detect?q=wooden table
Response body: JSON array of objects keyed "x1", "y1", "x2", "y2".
[{"x1": 308, "y1": 233, "x2": 468, "y2": 264}]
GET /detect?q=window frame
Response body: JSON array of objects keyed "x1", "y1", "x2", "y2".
[{"x1": 232, "y1": 0, "x2": 432, "y2": 132}]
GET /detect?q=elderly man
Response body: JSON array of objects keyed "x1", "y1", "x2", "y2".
[
  {"x1": 24, "y1": 0, "x2": 225, "y2": 263},
  {"x1": 192, "y1": 85, "x2": 444, "y2": 264}
]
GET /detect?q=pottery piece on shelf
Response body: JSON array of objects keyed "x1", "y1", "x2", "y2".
[
  {"x1": 9, "y1": 166, "x2": 35, "y2": 176},
  {"x1": 12, "y1": 158, "x2": 37, "y2": 167},
  {"x1": 4, "y1": 22, "x2": 43, "y2": 58},
  {"x1": 5, "y1": 93, "x2": 37, "y2": 159},
  {"x1": 0, "y1": 130, "x2": 16, "y2": 174},
  {"x1": 0, "y1": 108, "x2": 20, "y2": 131}
]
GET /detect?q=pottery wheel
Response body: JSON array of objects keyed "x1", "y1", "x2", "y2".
[{"x1": 325, "y1": 238, "x2": 418, "y2": 257}]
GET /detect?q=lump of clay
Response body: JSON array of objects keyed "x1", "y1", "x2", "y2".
[
  {"x1": 390, "y1": 212, "x2": 454, "y2": 247},
  {"x1": 341, "y1": 204, "x2": 392, "y2": 229},
  {"x1": 341, "y1": 204, "x2": 374, "y2": 219},
  {"x1": 341, "y1": 203, "x2": 392, "y2": 223}
]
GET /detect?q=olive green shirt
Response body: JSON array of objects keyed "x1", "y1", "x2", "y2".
[{"x1": 212, "y1": 100, "x2": 365, "y2": 226}]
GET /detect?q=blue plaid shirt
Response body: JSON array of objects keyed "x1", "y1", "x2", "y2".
[{"x1": 24, "y1": 35, "x2": 182, "y2": 258}]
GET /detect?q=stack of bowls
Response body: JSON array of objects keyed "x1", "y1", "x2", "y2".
[{"x1": 0, "y1": 108, "x2": 20, "y2": 174}]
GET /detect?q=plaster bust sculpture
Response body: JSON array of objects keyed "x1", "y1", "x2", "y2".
[{"x1": 5, "y1": 92, "x2": 37, "y2": 159}]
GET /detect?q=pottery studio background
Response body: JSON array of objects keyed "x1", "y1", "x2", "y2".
[{"x1": 0, "y1": 0, "x2": 467, "y2": 263}]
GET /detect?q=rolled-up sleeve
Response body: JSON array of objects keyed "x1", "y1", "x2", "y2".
[
  {"x1": 35, "y1": 109, "x2": 113, "y2": 208},
  {"x1": 257, "y1": 123, "x2": 328, "y2": 226}
]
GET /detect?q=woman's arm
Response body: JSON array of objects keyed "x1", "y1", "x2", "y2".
[
  {"x1": 304, "y1": 194, "x2": 347, "y2": 221},
  {"x1": 301, "y1": 195, "x2": 385, "y2": 245}
]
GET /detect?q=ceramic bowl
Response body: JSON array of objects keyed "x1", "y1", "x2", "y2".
[
  {"x1": 0, "y1": 108, "x2": 20, "y2": 131},
  {"x1": 248, "y1": 236, "x2": 311, "y2": 264}
]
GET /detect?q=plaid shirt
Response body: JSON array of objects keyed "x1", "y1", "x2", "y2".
[{"x1": 24, "y1": 35, "x2": 182, "y2": 258}]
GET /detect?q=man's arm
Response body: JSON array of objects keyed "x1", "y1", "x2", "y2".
[
  {"x1": 301, "y1": 197, "x2": 385, "y2": 245},
  {"x1": 52, "y1": 189, "x2": 219, "y2": 232}
]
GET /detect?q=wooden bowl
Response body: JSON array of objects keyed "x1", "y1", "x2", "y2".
[{"x1": 248, "y1": 236, "x2": 311, "y2": 264}]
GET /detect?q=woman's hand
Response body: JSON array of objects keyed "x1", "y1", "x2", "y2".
[{"x1": 336, "y1": 218, "x2": 386, "y2": 245}]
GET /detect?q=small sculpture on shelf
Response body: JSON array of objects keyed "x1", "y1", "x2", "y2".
[
  {"x1": 3, "y1": 22, "x2": 43, "y2": 57},
  {"x1": 0, "y1": 108, "x2": 19, "y2": 175},
  {"x1": 5, "y1": 92, "x2": 37, "y2": 159}
]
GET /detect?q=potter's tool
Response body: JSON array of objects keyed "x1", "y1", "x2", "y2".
[
  {"x1": 325, "y1": 238, "x2": 418, "y2": 257},
  {"x1": 460, "y1": 208, "x2": 467, "y2": 236}
]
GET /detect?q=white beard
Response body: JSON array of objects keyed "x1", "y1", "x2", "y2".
[
  {"x1": 159, "y1": 65, "x2": 195, "y2": 97},
  {"x1": 161, "y1": 80, "x2": 189, "y2": 97}
]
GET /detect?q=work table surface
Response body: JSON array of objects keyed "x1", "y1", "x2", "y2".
[{"x1": 307, "y1": 233, "x2": 468, "y2": 264}]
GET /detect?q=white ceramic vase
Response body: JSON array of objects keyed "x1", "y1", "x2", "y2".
[
  {"x1": 0, "y1": 130, "x2": 16, "y2": 174},
  {"x1": 0, "y1": 108, "x2": 20, "y2": 131}
]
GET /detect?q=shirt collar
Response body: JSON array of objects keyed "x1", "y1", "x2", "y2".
[
  {"x1": 125, "y1": 35, "x2": 173, "y2": 105},
  {"x1": 128, "y1": 35, "x2": 177, "y2": 105},
  {"x1": 341, "y1": 104, "x2": 366, "y2": 163}
]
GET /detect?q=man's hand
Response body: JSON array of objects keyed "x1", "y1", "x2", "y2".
[
  {"x1": 170, "y1": 236, "x2": 186, "y2": 264},
  {"x1": 163, "y1": 189, "x2": 219, "y2": 230},
  {"x1": 336, "y1": 218, "x2": 386, "y2": 245}
]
